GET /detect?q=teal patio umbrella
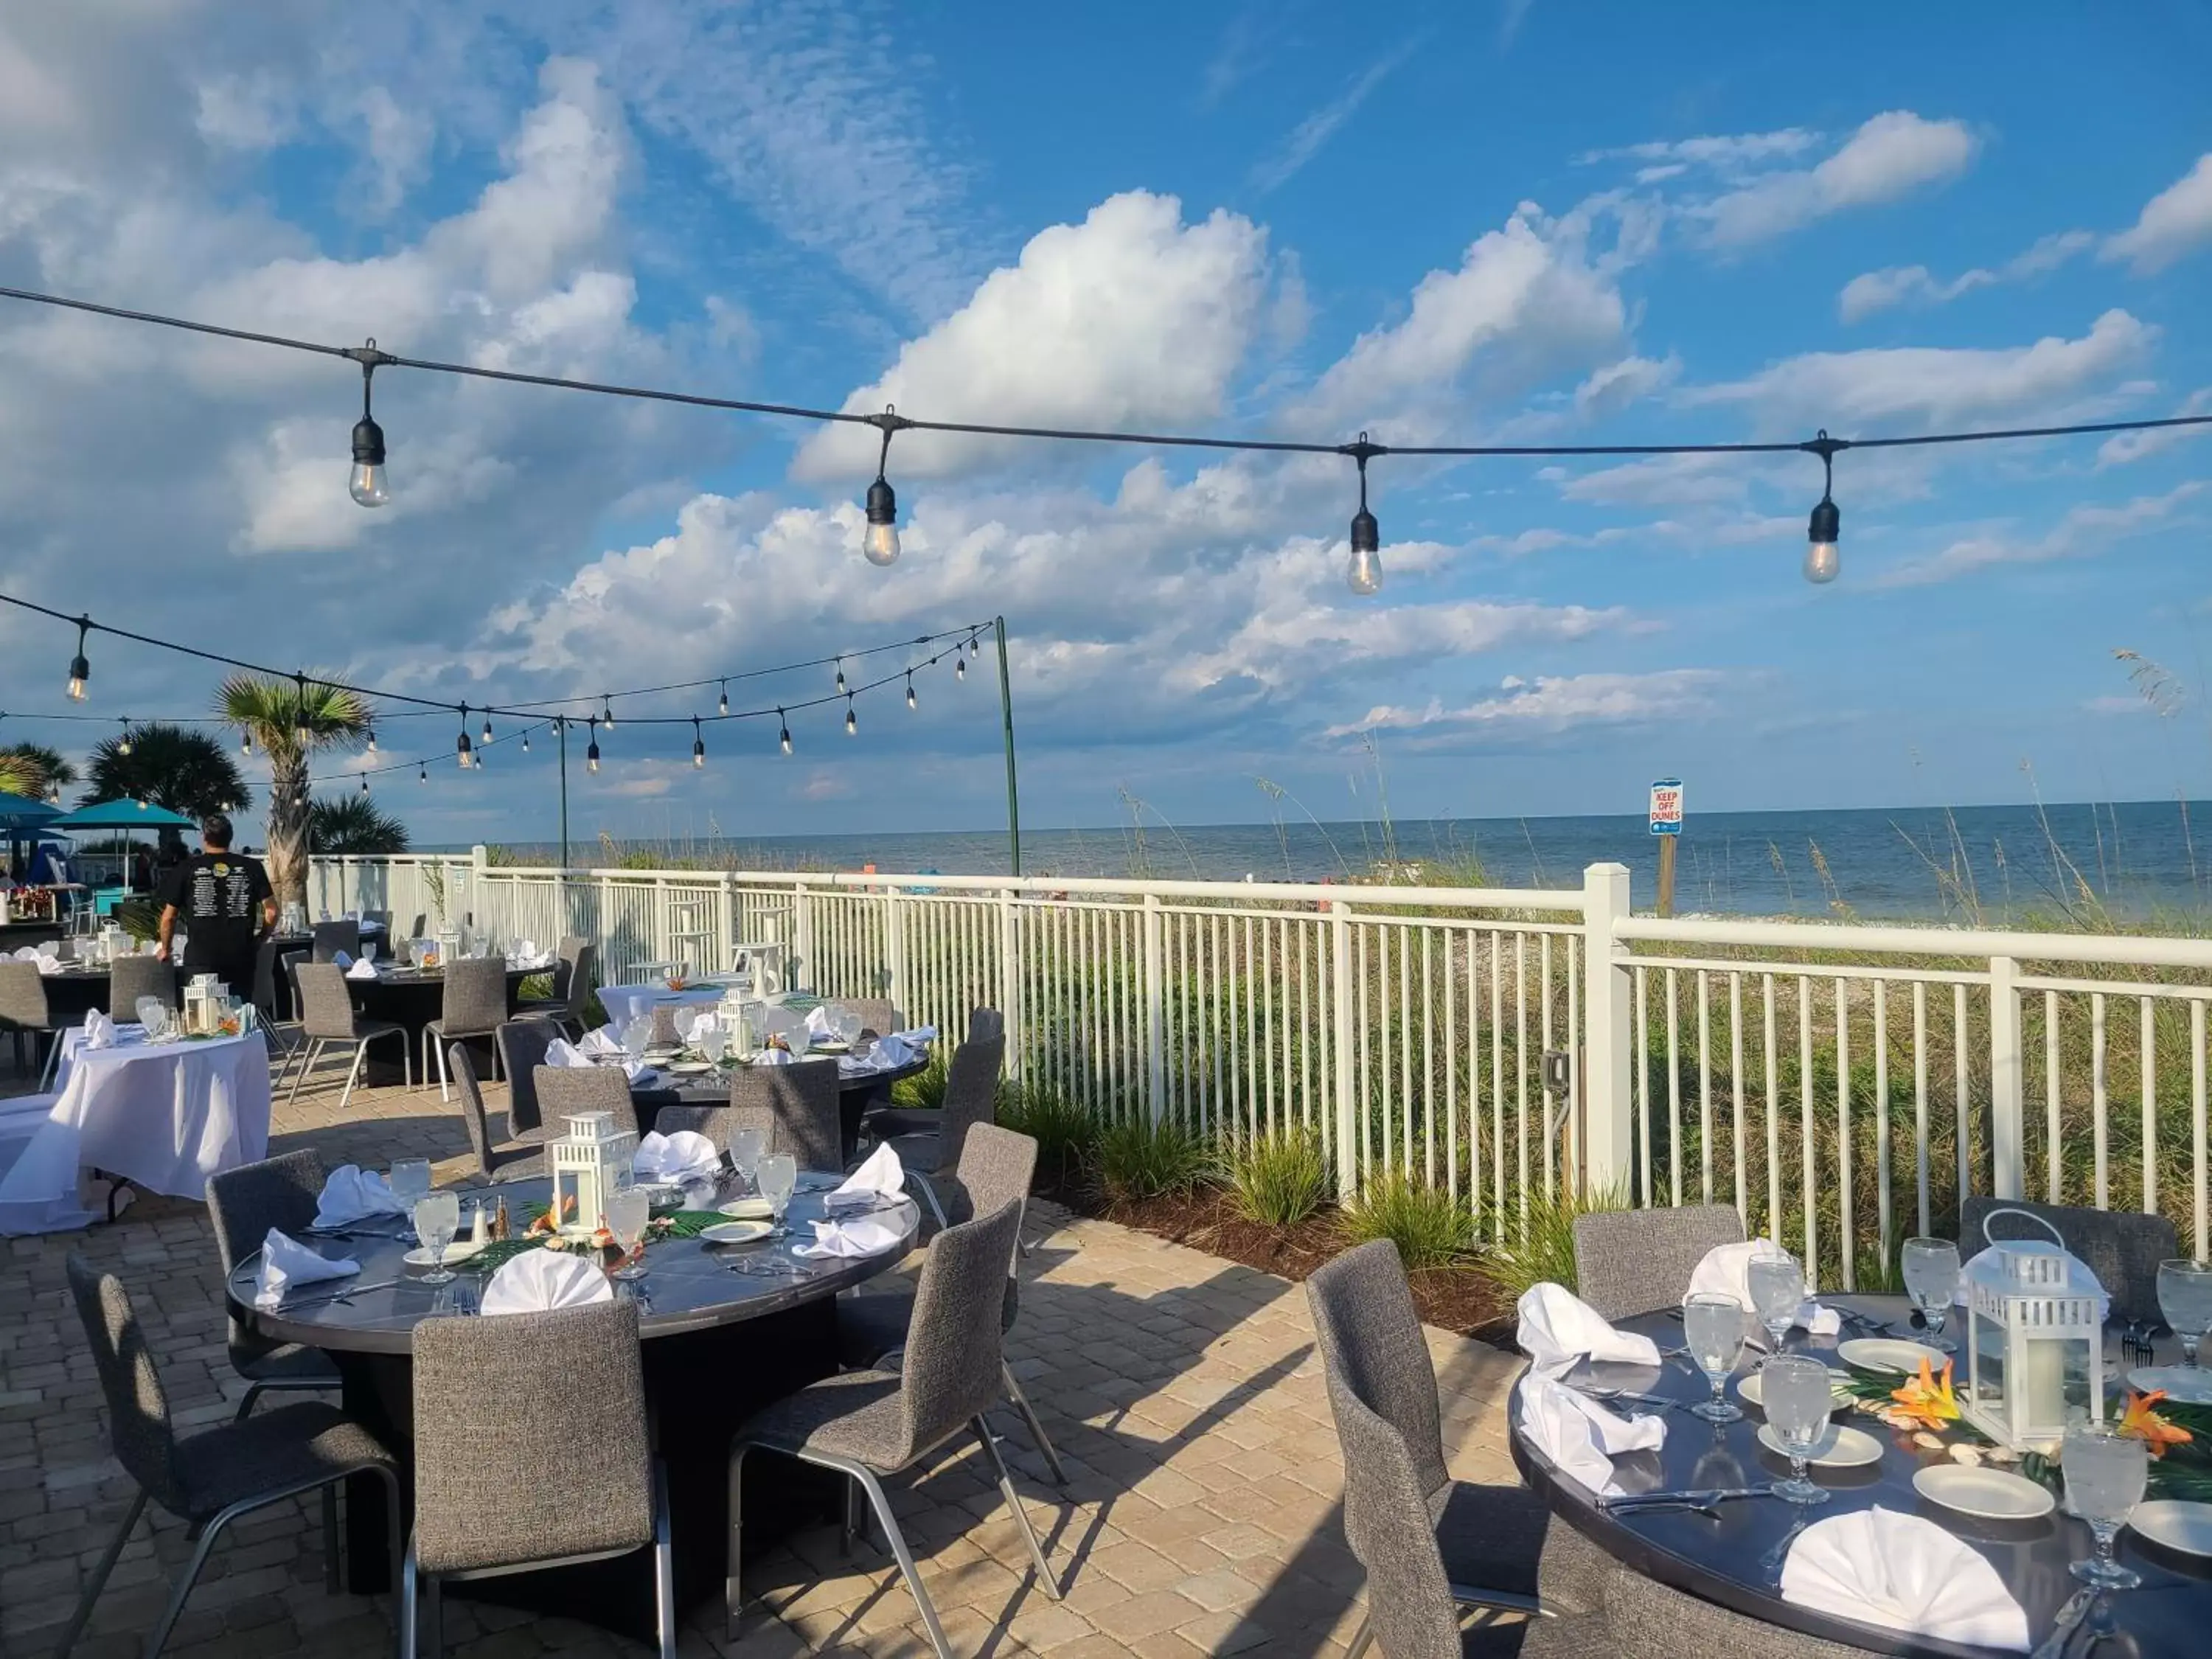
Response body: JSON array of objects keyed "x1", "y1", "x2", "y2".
[{"x1": 47, "y1": 800, "x2": 199, "y2": 832}]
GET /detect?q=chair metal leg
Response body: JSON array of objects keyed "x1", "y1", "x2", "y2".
[
  {"x1": 1344, "y1": 1613, "x2": 1374, "y2": 1659},
  {"x1": 724, "y1": 1443, "x2": 749, "y2": 1642},
  {"x1": 288, "y1": 1040, "x2": 324, "y2": 1105},
  {"x1": 39, "y1": 1029, "x2": 63, "y2": 1090},
  {"x1": 434, "y1": 1034, "x2": 449, "y2": 1102},
  {"x1": 846, "y1": 1462, "x2": 954, "y2": 1659},
  {"x1": 336, "y1": 1041, "x2": 368, "y2": 1113},
  {"x1": 321, "y1": 1484, "x2": 341, "y2": 1593},
  {"x1": 907, "y1": 1169, "x2": 948, "y2": 1230},
  {"x1": 399, "y1": 1537, "x2": 419, "y2": 1659},
  {"x1": 971, "y1": 1416, "x2": 1060, "y2": 1599},
  {"x1": 1001, "y1": 1362, "x2": 1070, "y2": 1487},
  {"x1": 143, "y1": 1505, "x2": 234, "y2": 1658},
  {"x1": 49, "y1": 1489, "x2": 147, "y2": 1659},
  {"x1": 652, "y1": 1462, "x2": 676, "y2": 1659}
]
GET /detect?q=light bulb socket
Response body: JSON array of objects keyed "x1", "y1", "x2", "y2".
[
  {"x1": 351, "y1": 415, "x2": 386, "y2": 467},
  {"x1": 1350, "y1": 507, "x2": 1380, "y2": 555},
  {"x1": 1808, "y1": 495, "x2": 1840, "y2": 546},
  {"x1": 587, "y1": 742, "x2": 600, "y2": 771}
]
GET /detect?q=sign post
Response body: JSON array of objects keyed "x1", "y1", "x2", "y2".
[{"x1": 1649, "y1": 778, "x2": 1683, "y2": 918}]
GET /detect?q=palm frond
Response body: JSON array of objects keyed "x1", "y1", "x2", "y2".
[{"x1": 307, "y1": 792, "x2": 411, "y2": 854}]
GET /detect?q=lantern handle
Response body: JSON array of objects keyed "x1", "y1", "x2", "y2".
[{"x1": 1979, "y1": 1205, "x2": 2065, "y2": 1250}]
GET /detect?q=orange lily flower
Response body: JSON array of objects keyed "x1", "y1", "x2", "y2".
[
  {"x1": 2118, "y1": 1389, "x2": 2194, "y2": 1459},
  {"x1": 1880, "y1": 1356, "x2": 1961, "y2": 1433}
]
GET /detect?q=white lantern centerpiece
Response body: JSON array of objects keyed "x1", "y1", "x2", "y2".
[
  {"x1": 549, "y1": 1110, "x2": 638, "y2": 1239},
  {"x1": 1961, "y1": 1208, "x2": 2108, "y2": 1452}
]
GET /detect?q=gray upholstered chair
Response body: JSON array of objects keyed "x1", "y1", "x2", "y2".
[
  {"x1": 867, "y1": 1030, "x2": 1005, "y2": 1221},
  {"x1": 533, "y1": 1063, "x2": 639, "y2": 1135},
  {"x1": 108, "y1": 955, "x2": 178, "y2": 1015},
  {"x1": 727, "y1": 1060, "x2": 841, "y2": 1171},
  {"x1": 450, "y1": 1045, "x2": 546, "y2": 1182},
  {"x1": 404, "y1": 1300, "x2": 672, "y2": 1659},
  {"x1": 1571, "y1": 1204, "x2": 1745, "y2": 1321},
  {"x1": 422, "y1": 955, "x2": 508, "y2": 1100},
  {"x1": 515, "y1": 937, "x2": 594, "y2": 1037},
  {"x1": 1589, "y1": 1559, "x2": 1873, "y2": 1657},
  {"x1": 0, "y1": 959, "x2": 60, "y2": 1085},
  {"x1": 727, "y1": 1199, "x2": 1057, "y2": 1657},
  {"x1": 1308, "y1": 1239, "x2": 1589, "y2": 1652},
  {"x1": 839, "y1": 997, "x2": 901, "y2": 1039},
  {"x1": 834, "y1": 1123, "x2": 1066, "y2": 1486},
  {"x1": 288, "y1": 960, "x2": 411, "y2": 1110},
  {"x1": 310, "y1": 919, "x2": 361, "y2": 964},
  {"x1": 55, "y1": 1254, "x2": 400, "y2": 1659},
  {"x1": 495, "y1": 1019, "x2": 562, "y2": 1135},
  {"x1": 966, "y1": 1006, "x2": 1005, "y2": 1044},
  {"x1": 204, "y1": 1151, "x2": 342, "y2": 1419},
  {"x1": 1960, "y1": 1195, "x2": 2179, "y2": 1326}
]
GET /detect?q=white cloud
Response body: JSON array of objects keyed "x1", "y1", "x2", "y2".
[
  {"x1": 1878, "y1": 482, "x2": 2206, "y2": 587},
  {"x1": 2102, "y1": 153, "x2": 2212, "y2": 274},
  {"x1": 1250, "y1": 40, "x2": 1416, "y2": 194},
  {"x1": 1573, "y1": 352, "x2": 1680, "y2": 419},
  {"x1": 1839, "y1": 230, "x2": 2093, "y2": 322},
  {"x1": 2098, "y1": 389, "x2": 2212, "y2": 467},
  {"x1": 1694, "y1": 112, "x2": 1977, "y2": 248},
  {"x1": 1327, "y1": 669, "x2": 1728, "y2": 741},
  {"x1": 791, "y1": 192, "x2": 1271, "y2": 481},
  {"x1": 1579, "y1": 128, "x2": 1821, "y2": 177}
]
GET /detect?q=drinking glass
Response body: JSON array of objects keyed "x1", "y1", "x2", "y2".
[
  {"x1": 2157, "y1": 1258, "x2": 2212, "y2": 1370},
  {"x1": 608, "y1": 1187, "x2": 653, "y2": 1281},
  {"x1": 834, "y1": 1007, "x2": 865, "y2": 1046},
  {"x1": 728, "y1": 1127, "x2": 765, "y2": 1192},
  {"x1": 415, "y1": 1192, "x2": 462, "y2": 1286},
  {"x1": 133, "y1": 995, "x2": 167, "y2": 1036},
  {"x1": 389, "y1": 1158, "x2": 431, "y2": 1238},
  {"x1": 698, "y1": 1023, "x2": 728, "y2": 1065},
  {"x1": 361, "y1": 941, "x2": 377, "y2": 967},
  {"x1": 1747, "y1": 1251, "x2": 1805, "y2": 1360},
  {"x1": 1682, "y1": 1292, "x2": 1747, "y2": 1422},
  {"x1": 757, "y1": 1152, "x2": 798, "y2": 1237},
  {"x1": 2062, "y1": 1422, "x2": 2148, "y2": 1588},
  {"x1": 622, "y1": 1015, "x2": 653, "y2": 1060},
  {"x1": 1902, "y1": 1237, "x2": 1963, "y2": 1352},
  {"x1": 1761, "y1": 1356, "x2": 1835, "y2": 1506},
  {"x1": 673, "y1": 1007, "x2": 701, "y2": 1047}
]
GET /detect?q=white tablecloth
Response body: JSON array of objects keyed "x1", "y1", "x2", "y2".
[
  {"x1": 0, "y1": 1026, "x2": 272, "y2": 1234},
  {"x1": 597, "y1": 982, "x2": 731, "y2": 1029}
]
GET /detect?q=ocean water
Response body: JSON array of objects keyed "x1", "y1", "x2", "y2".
[{"x1": 472, "y1": 799, "x2": 2212, "y2": 921}]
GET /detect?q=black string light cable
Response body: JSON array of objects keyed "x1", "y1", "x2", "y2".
[{"x1": 7, "y1": 281, "x2": 2212, "y2": 591}]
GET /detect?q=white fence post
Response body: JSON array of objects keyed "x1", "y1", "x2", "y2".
[
  {"x1": 1144, "y1": 892, "x2": 1165, "y2": 1124},
  {"x1": 1989, "y1": 955, "x2": 2024, "y2": 1200},
  {"x1": 1581, "y1": 863, "x2": 1636, "y2": 1201},
  {"x1": 1332, "y1": 899, "x2": 1355, "y2": 1201},
  {"x1": 886, "y1": 891, "x2": 908, "y2": 1006},
  {"x1": 793, "y1": 881, "x2": 813, "y2": 994},
  {"x1": 1000, "y1": 886, "x2": 1022, "y2": 1081}
]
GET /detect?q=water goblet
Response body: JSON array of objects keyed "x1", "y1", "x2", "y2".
[
  {"x1": 1761, "y1": 1355, "x2": 1836, "y2": 1506},
  {"x1": 728, "y1": 1127, "x2": 765, "y2": 1192},
  {"x1": 360, "y1": 940, "x2": 377, "y2": 967},
  {"x1": 673, "y1": 1007, "x2": 701, "y2": 1048},
  {"x1": 414, "y1": 1192, "x2": 462, "y2": 1286},
  {"x1": 608, "y1": 1187, "x2": 653, "y2": 1281},
  {"x1": 698, "y1": 1023, "x2": 728, "y2": 1065},
  {"x1": 757, "y1": 1152, "x2": 798, "y2": 1238},
  {"x1": 1747, "y1": 1251, "x2": 1805, "y2": 1361},
  {"x1": 133, "y1": 995, "x2": 167, "y2": 1037},
  {"x1": 2062, "y1": 1422, "x2": 2147, "y2": 1587},
  {"x1": 622, "y1": 1015, "x2": 653, "y2": 1060},
  {"x1": 389, "y1": 1158, "x2": 431, "y2": 1238},
  {"x1": 834, "y1": 1007, "x2": 865, "y2": 1046},
  {"x1": 1682, "y1": 1292, "x2": 1747, "y2": 1422},
  {"x1": 2157, "y1": 1258, "x2": 2212, "y2": 1372},
  {"x1": 1902, "y1": 1237, "x2": 1962, "y2": 1352}
]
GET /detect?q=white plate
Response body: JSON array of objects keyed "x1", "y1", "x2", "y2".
[
  {"x1": 810, "y1": 1040, "x2": 852, "y2": 1054},
  {"x1": 1756, "y1": 1422, "x2": 1884, "y2": 1467},
  {"x1": 2129, "y1": 1366, "x2": 2212, "y2": 1406},
  {"x1": 403, "y1": 1239, "x2": 487, "y2": 1268},
  {"x1": 1736, "y1": 1369, "x2": 1854, "y2": 1411},
  {"x1": 641, "y1": 1047, "x2": 681, "y2": 1063},
  {"x1": 2129, "y1": 1499, "x2": 2212, "y2": 1557},
  {"x1": 1912, "y1": 1463, "x2": 2055, "y2": 1520},
  {"x1": 667, "y1": 1060, "x2": 714, "y2": 1076},
  {"x1": 1837, "y1": 1338, "x2": 1947, "y2": 1374},
  {"x1": 718, "y1": 1197, "x2": 774, "y2": 1220},
  {"x1": 699, "y1": 1220, "x2": 771, "y2": 1245}
]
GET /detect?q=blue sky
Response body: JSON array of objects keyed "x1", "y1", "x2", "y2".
[{"x1": 0, "y1": 0, "x2": 2208, "y2": 852}]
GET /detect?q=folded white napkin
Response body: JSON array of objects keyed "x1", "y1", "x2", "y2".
[
  {"x1": 1687, "y1": 1239, "x2": 1841, "y2": 1336},
  {"x1": 82, "y1": 1009, "x2": 116, "y2": 1050},
  {"x1": 10, "y1": 945, "x2": 40, "y2": 961},
  {"x1": 1514, "y1": 1374, "x2": 1666, "y2": 1496},
  {"x1": 804, "y1": 1005, "x2": 835, "y2": 1037},
  {"x1": 313, "y1": 1164, "x2": 406, "y2": 1227},
  {"x1": 867, "y1": 1028, "x2": 937, "y2": 1068},
  {"x1": 1516, "y1": 1281, "x2": 1663, "y2": 1374},
  {"x1": 577, "y1": 1028, "x2": 627, "y2": 1057},
  {"x1": 827, "y1": 1144, "x2": 905, "y2": 1212},
  {"x1": 480, "y1": 1249, "x2": 616, "y2": 1315},
  {"x1": 793, "y1": 1213, "x2": 906, "y2": 1259},
  {"x1": 513, "y1": 939, "x2": 538, "y2": 962},
  {"x1": 633, "y1": 1130, "x2": 720, "y2": 1183},
  {"x1": 544, "y1": 1037, "x2": 656, "y2": 1085},
  {"x1": 252, "y1": 1228, "x2": 359, "y2": 1310},
  {"x1": 1780, "y1": 1507, "x2": 2028, "y2": 1651},
  {"x1": 344, "y1": 958, "x2": 379, "y2": 981},
  {"x1": 33, "y1": 945, "x2": 62, "y2": 975},
  {"x1": 330, "y1": 949, "x2": 353, "y2": 968}
]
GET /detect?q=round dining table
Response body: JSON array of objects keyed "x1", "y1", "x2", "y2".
[
  {"x1": 1511, "y1": 1294, "x2": 2211, "y2": 1657},
  {"x1": 632, "y1": 1050, "x2": 931, "y2": 1159},
  {"x1": 228, "y1": 1171, "x2": 922, "y2": 1637}
]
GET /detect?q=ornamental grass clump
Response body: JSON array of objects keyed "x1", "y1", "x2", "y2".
[
  {"x1": 1337, "y1": 1172, "x2": 1478, "y2": 1270},
  {"x1": 1094, "y1": 1115, "x2": 1211, "y2": 1206},
  {"x1": 1220, "y1": 1127, "x2": 1330, "y2": 1228}
]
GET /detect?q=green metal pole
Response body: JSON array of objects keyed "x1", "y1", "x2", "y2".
[
  {"x1": 557, "y1": 718, "x2": 570, "y2": 869},
  {"x1": 994, "y1": 615, "x2": 1020, "y2": 877}
]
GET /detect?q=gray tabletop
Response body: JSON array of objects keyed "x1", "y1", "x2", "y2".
[
  {"x1": 1512, "y1": 1295, "x2": 2212, "y2": 1658},
  {"x1": 226, "y1": 1172, "x2": 920, "y2": 1357}
]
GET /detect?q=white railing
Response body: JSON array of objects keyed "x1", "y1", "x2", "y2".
[{"x1": 310, "y1": 853, "x2": 2212, "y2": 1270}]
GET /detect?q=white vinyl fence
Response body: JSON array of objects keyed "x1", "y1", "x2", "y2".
[{"x1": 312, "y1": 853, "x2": 2212, "y2": 1277}]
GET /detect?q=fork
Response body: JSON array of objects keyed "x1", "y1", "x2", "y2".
[{"x1": 1759, "y1": 1513, "x2": 1814, "y2": 1583}]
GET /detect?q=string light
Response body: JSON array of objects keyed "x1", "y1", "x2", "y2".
[
  {"x1": 970, "y1": 636, "x2": 980, "y2": 659},
  {"x1": 366, "y1": 724, "x2": 377, "y2": 754},
  {"x1": 599, "y1": 696, "x2": 615, "y2": 730},
  {"x1": 862, "y1": 406, "x2": 907, "y2": 567},
  {"x1": 835, "y1": 659, "x2": 847, "y2": 696},
  {"x1": 456, "y1": 703, "x2": 473, "y2": 770},
  {"x1": 905, "y1": 672, "x2": 917, "y2": 711},
  {"x1": 419, "y1": 762, "x2": 427, "y2": 784},
  {"x1": 359, "y1": 774, "x2": 370, "y2": 795},
  {"x1": 692, "y1": 716, "x2": 706, "y2": 768},
  {"x1": 292, "y1": 673, "x2": 311, "y2": 745},
  {"x1": 480, "y1": 714, "x2": 493, "y2": 745},
  {"x1": 45, "y1": 778, "x2": 60, "y2": 804},
  {"x1": 240, "y1": 731, "x2": 252, "y2": 755},
  {"x1": 66, "y1": 617, "x2": 90, "y2": 700},
  {"x1": 717, "y1": 680, "x2": 728, "y2": 717},
  {"x1": 845, "y1": 695, "x2": 858, "y2": 736},
  {"x1": 1805, "y1": 431, "x2": 1843, "y2": 585},
  {"x1": 778, "y1": 709, "x2": 792, "y2": 754},
  {"x1": 347, "y1": 341, "x2": 392, "y2": 508},
  {"x1": 586, "y1": 717, "x2": 600, "y2": 773},
  {"x1": 956, "y1": 654, "x2": 965, "y2": 683},
  {"x1": 521, "y1": 728, "x2": 530, "y2": 752},
  {"x1": 1343, "y1": 434, "x2": 1382, "y2": 597},
  {"x1": 116, "y1": 720, "x2": 133, "y2": 757}
]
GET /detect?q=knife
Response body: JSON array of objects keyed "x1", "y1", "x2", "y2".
[
  {"x1": 1599, "y1": 1487, "x2": 1768, "y2": 1511},
  {"x1": 2029, "y1": 1587, "x2": 2098, "y2": 1659}
]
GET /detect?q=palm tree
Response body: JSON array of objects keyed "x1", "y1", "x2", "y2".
[
  {"x1": 216, "y1": 673, "x2": 372, "y2": 908},
  {"x1": 307, "y1": 792, "x2": 411, "y2": 854},
  {"x1": 86, "y1": 724, "x2": 249, "y2": 830},
  {"x1": 0, "y1": 742, "x2": 75, "y2": 802}
]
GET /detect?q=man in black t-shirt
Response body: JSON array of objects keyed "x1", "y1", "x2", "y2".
[{"x1": 154, "y1": 814, "x2": 276, "y2": 1002}]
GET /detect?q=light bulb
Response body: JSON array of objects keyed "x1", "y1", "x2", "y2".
[
  {"x1": 692, "y1": 740, "x2": 706, "y2": 767},
  {"x1": 481, "y1": 718, "x2": 493, "y2": 744},
  {"x1": 46, "y1": 780, "x2": 60, "y2": 804},
  {"x1": 956, "y1": 656, "x2": 966, "y2": 683},
  {"x1": 521, "y1": 730, "x2": 530, "y2": 752},
  {"x1": 970, "y1": 637, "x2": 980, "y2": 658},
  {"x1": 718, "y1": 684, "x2": 728, "y2": 717},
  {"x1": 1346, "y1": 543, "x2": 1382, "y2": 597},
  {"x1": 863, "y1": 520, "x2": 900, "y2": 567},
  {"x1": 419, "y1": 764, "x2": 427, "y2": 783},
  {"x1": 360, "y1": 776, "x2": 370, "y2": 794},
  {"x1": 835, "y1": 664, "x2": 847, "y2": 695},
  {"x1": 845, "y1": 702, "x2": 857, "y2": 736},
  {"x1": 587, "y1": 742, "x2": 600, "y2": 773},
  {"x1": 117, "y1": 727, "x2": 133, "y2": 757},
  {"x1": 906, "y1": 678, "x2": 917, "y2": 710},
  {"x1": 456, "y1": 733, "x2": 472, "y2": 770},
  {"x1": 349, "y1": 411, "x2": 389, "y2": 507},
  {"x1": 349, "y1": 460, "x2": 389, "y2": 508},
  {"x1": 1805, "y1": 495, "x2": 1841, "y2": 585},
  {"x1": 366, "y1": 728, "x2": 377, "y2": 754},
  {"x1": 779, "y1": 714, "x2": 792, "y2": 755},
  {"x1": 67, "y1": 671, "x2": 87, "y2": 701},
  {"x1": 600, "y1": 699, "x2": 615, "y2": 730},
  {"x1": 241, "y1": 731, "x2": 252, "y2": 755}
]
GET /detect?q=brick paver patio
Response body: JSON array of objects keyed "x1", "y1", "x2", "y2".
[{"x1": 0, "y1": 1064, "x2": 1530, "y2": 1658}]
